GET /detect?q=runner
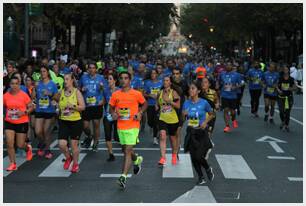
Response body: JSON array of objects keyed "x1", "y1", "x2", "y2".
[
  {"x1": 79, "y1": 62, "x2": 107, "y2": 151},
  {"x1": 57, "y1": 73, "x2": 85, "y2": 173},
  {"x1": 182, "y1": 82, "x2": 215, "y2": 185},
  {"x1": 262, "y1": 62, "x2": 279, "y2": 123},
  {"x1": 109, "y1": 71, "x2": 148, "y2": 188},
  {"x1": 217, "y1": 61, "x2": 241, "y2": 133},
  {"x1": 171, "y1": 67, "x2": 189, "y2": 160},
  {"x1": 200, "y1": 77, "x2": 219, "y2": 138},
  {"x1": 156, "y1": 76, "x2": 181, "y2": 166},
  {"x1": 4, "y1": 77, "x2": 34, "y2": 171},
  {"x1": 32, "y1": 66, "x2": 58, "y2": 159},
  {"x1": 144, "y1": 69, "x2": 162, "y2": 145},
  {"x1": 103, "y1": 73, "x2": 120, "y2": 161},
  {"x1": 277, "y1": 65, "x2": 297, "y2": 132},
  {"x1": 246, "y1": 61, "x2": 264, "y2": 117}
]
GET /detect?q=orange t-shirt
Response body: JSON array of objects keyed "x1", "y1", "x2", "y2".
[
  {"x1": 109, "y1": 89, "x2": 146, "y2": 130},
  {"x1": 4, "y1": 90, "x2": 31, "y2": 124},
  {"x1": 196, "y1": 66, "x2": 207, "y2": 79}
]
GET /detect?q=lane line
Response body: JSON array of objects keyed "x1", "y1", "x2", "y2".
[
  {"x1": 3, "y1": 148, "x2": 184, "y2": 152},
  {"x1": 267, "y1": 156, "x2": 296, "y2": 160},
  {"x1": 3, "y1": 156, "x2": 27, "y2": 177},
  {"x1": 274, "y1": 110, "x2": 303, "y2": 126},
  {"x1": 288, "y1": 177, "x2": 303, "y2": 181},
  {"x1": 269, "y1": 142, "x2": 284, "y2": 153},
  {"x1": 172, "y1": 186, "x2": 217, "y2": 203},
  {"x1": 100, "y1": 174, "x2": 132, "y2": 178},
  {"x1": 215, "y1": 154, "x2": 257, "y2": 180},
  {"x1": 50, "y1": 140, "x2": 58, "y2": 149},
  {"x1": 163, "y1": 154, "x2": 194, "y2": 178},
  {"x1": 38, "y1": 153, "x2": 87, "y2": 177}
]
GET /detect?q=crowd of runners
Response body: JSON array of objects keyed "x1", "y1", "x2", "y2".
[{"x1": 3, "y1": 53, "x2": 302, "y2": 188}]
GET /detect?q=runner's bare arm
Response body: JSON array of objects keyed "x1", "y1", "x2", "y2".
[{"x1": 75, "y1": 89, "x2": 85, "y2": 112}]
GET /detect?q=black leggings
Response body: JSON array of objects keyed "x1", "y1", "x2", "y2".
[
  {"x1": 147, "y1": 105, "x2": 159, "y2": 137},
  {"x1": 249, "y1": 89, "x2": 262, "y2": 113},
  {"x1": 277, "y1": 96, "x2": 294, "y2": 126},
  {"x1": 188, "y1": 128, "x2": 212, "y2": 178},
  {"x1": 103, "y1": 117, "x2": 119, "y2": 142}
]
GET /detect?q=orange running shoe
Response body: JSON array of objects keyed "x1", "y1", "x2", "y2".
[
  {"x1": 172, "y1": 154, "x2": 177, "y2": 165},
  {"x1": 158, "y1": 157, "x2": 166, "y2": 166},
  {"x1": 223, "y1": 126, "x2": 231, "y2": 133},
  {"x1": 71, "y1": 163, "x2": 79, "y2": 173},
  {"x1": 232, "y1": 120, "x2": 238, "y2": 128},
  {"x1": 26, "y1": 144, "x2": 33, "y2": 161},
  {"x1": 6, "y1": 163, "x2": 17, "y2": 171}
]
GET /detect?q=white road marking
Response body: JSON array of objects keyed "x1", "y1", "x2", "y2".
[
  {"x1": 267, "y1": 156, "x2": 296, "y2": 160},
  {"x1": 288, "y1": 177, "x2": 303, "y2": 181},
  {"x1": 256, "y1": 136, "x2": 286, "y2": 143},
  {"x1": 163, "y1": 154, "x2": 194, "y2": 178},
  {"x1": 215, "y1": 154, "x2": 257, "y2": 179},
  {"x1": 3, "y1": 147, "x2": 185, "y2": 151},
  {"x1": 100, "y1": 174, "x2": 132, "y2": 178},
  {"x1": 38, "y1": 153, "x2": 87, "y2": 177},
  {"x1": 172, "y1": 186, "x2": 217, "y2": 203},
  {"x1": 274, "y1": 110, "x2": 303, "y2": 126},
  {"x1": 269, "y1": 142, "x2": 285, "y2": 153},
  {"x1": 49, "y1": 140, "x2": 58, "y2": 149},
  {"x1": 3, "y1": 156, "x2": 27, "y2": 177}
]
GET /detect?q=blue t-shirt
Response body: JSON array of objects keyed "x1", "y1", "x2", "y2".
[
  {"x1": 35, "y1": 80, "x2": 58, "y2": 113},
  {"x1": 59, "y1": 67, "x2": 72, "y2": 76},
  {"x1": 236, "y1": 73, "x2": 245, "y2": 94},
  {"x1": 183, "y1": 62, "x2": 192, "y2": 75},
  {"x1": 263, "y1": 71, "x2": 279, "y2": 96},
  {"x1": 183, "y1": 98, "x2": 212, "y2": 128},
  {"x1": 163, "y1": 68, "x2": 172, "y2": 77},
  {"x1": 131, "y1": 77, "x2": 144, "y2": 91},
  {"x1": 79, "y1": 73, "x2": 107, "y2": 107},
  {"x1": 103, "y1": 86, "x2": 119, "y2": 119},
  {"x1": 219, "y1": 71, "x2": 242, "y2": 99},
  {"x1": 246, "y1": 68, "x2": 264, "y2": 90},
  {"x1": 129, "y1": 60, "x2": 140, "y2": 71},
  {"x1": 144, "y1": 79, "x2": 163, "y2": 106}
]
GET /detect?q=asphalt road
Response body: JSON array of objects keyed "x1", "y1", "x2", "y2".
[{"x1": 3, "y1": 90, "x2": 303, "y2": 203}]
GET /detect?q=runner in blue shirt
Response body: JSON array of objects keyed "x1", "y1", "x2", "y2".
[
  {"x1": 144, "y1": 69, "x2": 163, "y2": 145},
  {"x1": 33, "y1": 66, "x2": 59, "y2": 159},
  {"x1": 103, "y1": 73, "x2": 120, "y2": 162},
  {"x1": 79, "y1": 62, "x2": 108, "y2": 151},
  {"x1": 217, "y1": 61, "x2": 241, "y2": 133},
  {"x1": 263, "y1": 62, "x2": 279, "y2": 123},
  {"x1": 182, "y1": 82, "x2": 214, "y2": 185},
  {"x1": 246, "y1": 61, "x2": 264, "y2": 117}
]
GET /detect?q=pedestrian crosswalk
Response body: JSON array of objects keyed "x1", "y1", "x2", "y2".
[{"x1": 2, "y1": 152, "x2": 300, "y2": 183}]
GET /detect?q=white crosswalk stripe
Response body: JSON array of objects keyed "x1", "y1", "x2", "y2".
[{"x1": 3, "y1": 155, "x2": 27, "y2": 177}]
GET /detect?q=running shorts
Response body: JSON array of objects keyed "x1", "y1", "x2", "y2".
[
  {"x1": 264, "y1": 94, "x2": 277, "y2": 101},
  {"x1": 82, "y1": 105, "x2": 103, "y2": 121},
  {"x1": 221, "y1": 97, "x2": 237, "y2": 110},
  {"x1": 117, "y1": 128, "x2": 139, "y2": 145},
  {"x1": 5, "y1": 121, "x2": 29, "y2": 134},
  {"x1": 58, "y1": 120, "x2": 83, "y2": 140},
  {"x1": 158, "y1": 120, "x2": 179, "y2": 136},
  {"x1": 35, "y1": 112, "x2": 56, "y2": 119}
]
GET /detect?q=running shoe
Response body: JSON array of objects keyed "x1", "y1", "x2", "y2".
[
  {"x1": 223, "y1": 126, "x2": 231, "y2": 133},
  {"x1": 206, "y1": 167, "x2": 215, "y2": 181},
  {"x1": 232, "y1": 120, "x2": 238, "y2": 128},
  {"x1": 92, "y1": 142, "x2": 98, "y2": 152},
  {"x1": 44, "y1": 150, "x2": 53, "y2": 159},
  {"x1": 26, "y1": 144, "x2": 33, "y2": 161},
  {"x1": 107, "y1": 153, "x2": 115, "y2": 162},
  {"x1": 269, "y1": 118, "x2": 275, "y2": 124},
  {"x1": 82, "y1": 137, "x2": 92, "y2": 148},
  {"x1": 172, "y1": 153, "x2": 177, "y2": 165},
  {"x1": 117, "y1": 175, "x2": 127, "y2": 188},
  {"x1": 153, "y1": 137, "x2": 159, "y2": 145},
  {"x1": 133, "y1": 156, "x2": 143, "y2": 175},
  {"x1": 197, "y1": 177, "x2": 206, "y2": 185},
  {"x1": 6, "y1": 163, "x2": 17, "y2": 171},
  {"x1": 37, "y1": 149, "x2": 44, "y2": 157},
  {"x1": 71, "y1": 163, "x2": 79, "y2": 173},
  {"x1": 285, "y1": 126, "x2": 290, "y2": 132},
  {"x1": 158, "y1": 157, "x2": 166, "y2": 166},
  {"x1": 264, "y1": 115, "x2": 268, "y2": 122},
  {"x1": 63, "y1": 156, "x2": 72, "y2": 170}
]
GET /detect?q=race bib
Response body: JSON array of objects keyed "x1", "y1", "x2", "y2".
[
  {"x1": 151, "y1": 88, "x2": 160, "y2": 95},
  {"x1": 267, "y1": 87, "x2": 275, "y2": 94},
  {"x1": 281, "y1": 83, "x2": 290, "y2": 91},
  {"x1": 39, "y1": 98, "x2": 50, "y2": 109},
  {"x1": 86, "y1": 96, "x2": 97, "y2": 106},
  {"x1": 7, "y1": 109, "x2": 20, "y2": 120},
  {"x1": 253, "y1": 77, "x2": 260, "y2": 84},
  {"x1": 188, "y1": 117, "x2": 199, "y2": 127},
  {"x1": 161, "y1": 104, "x2": 172, "y2": 113},
  {"x1": 119, "y1": 108, "x2": 130, "y2": 120},
  {"x1": 224, "y1": 84, "x2": 232, "y2": 92}
]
